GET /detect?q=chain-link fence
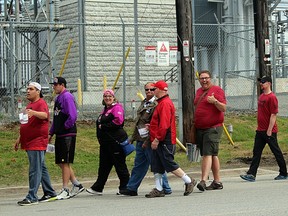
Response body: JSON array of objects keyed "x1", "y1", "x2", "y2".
[{"x1": 1, "y1": 20, "x2": 288, "y2": 124}]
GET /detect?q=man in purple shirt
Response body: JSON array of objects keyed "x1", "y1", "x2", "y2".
[{"x1": 49, "y1": 77, "x2": 84, "y2": 200}]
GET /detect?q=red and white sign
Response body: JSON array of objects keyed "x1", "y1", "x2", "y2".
[
  {"x1": 145, "y1": 46, "x2": 156, "y2": 64},
  {"x1": 264, "y1": 39, "x2": 270, "y2": 55},
  {"x1": 169, "y1": 46, "x2": 178, "y2": 64},
  {"x1": 157, "y1": 41, "x2": 170, "y2": 66},
  {"x1": 183, "y1": 40, "x2": 189, "y2": 57}
]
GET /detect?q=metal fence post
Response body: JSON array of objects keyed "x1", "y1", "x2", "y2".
[{"x1": 120, "y1": 16, "x2": 127, "y2": 115}]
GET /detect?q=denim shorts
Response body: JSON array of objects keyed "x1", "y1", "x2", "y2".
[
  {"x1": 55, "y1": 136, "x2": 76, "y2": 164},
  {"x1": 196, "y1": 126, "x2": 223, "y2": 156},
  {"x1": 151, "y1": 142, "x2": 179, "y2": 174}
]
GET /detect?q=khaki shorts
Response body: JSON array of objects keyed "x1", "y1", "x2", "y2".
[{"x1": 196, "y1": 126, "x2": 223, "y2": 156}]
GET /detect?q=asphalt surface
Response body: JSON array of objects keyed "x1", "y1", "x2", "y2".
[{"x1": 0, "y1": 167, "x2": 288, "y2": 216}]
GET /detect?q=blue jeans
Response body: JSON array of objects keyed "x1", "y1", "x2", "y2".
[
  {"x1": 26, "y1": 150, "x2": 56, "y2": 202},
  {"x1": 126, "y1": 141, "x2": 171, "y2": 193}
]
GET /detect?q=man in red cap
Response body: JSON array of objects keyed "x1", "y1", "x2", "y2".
[{"x1": 145, "y1": 80, "x2": 196, "y2": 198}]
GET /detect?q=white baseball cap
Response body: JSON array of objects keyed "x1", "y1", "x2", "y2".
[{"x1": 29, "y1": 82, "x2": 42, "y2": 91}]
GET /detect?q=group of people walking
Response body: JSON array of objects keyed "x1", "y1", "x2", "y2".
[{"x1": 14, "y1": 71, "x2": 287, "y2": 206}]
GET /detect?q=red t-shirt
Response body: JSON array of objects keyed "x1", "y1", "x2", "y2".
[
  {"x1": 257, "y1": 92, "x2": 278, "y2": 133},
  {"x1": 20, "y1": 98, "x2": 49, "y2": 150},
  {"x1": 194, "y1": 85, "x2": 226, "y2": 129}
]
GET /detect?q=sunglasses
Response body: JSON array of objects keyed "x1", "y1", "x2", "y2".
[
  {"x1": 259, "y1": 80, "x2": 267, "y2": 84},
  {"x1": 145, "y1": 88, "x2": 156, "y2": 91}
]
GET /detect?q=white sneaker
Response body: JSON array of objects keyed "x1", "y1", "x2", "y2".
[
  {"x1": 57, "y1": 188, "x2": 70, "y2": 200},
  {"x1": 70, "y1": 184, "x2": 85, "y2": 198},
  {"x1": 86, "y1": 188, "x2": 103, "y2": 195}
]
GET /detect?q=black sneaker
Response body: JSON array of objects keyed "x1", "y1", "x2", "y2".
[
  {"x1": 240, "y1": 174, "x2": 255, "y2": 182},
  {"x1": 70, "y1": 184, "x2": 85, "y2": 198},
  {"x1": 274, "y1": 175, "x2": 288, "y2": 180},
  {"x1": 38, "y1": 194, "x2": 57, "y2": 202},
  {"x1": 164, "y1": 190, "x2": 172, "y2": 195},
  {"x1": 17, "y1": 198, "x2": 39, "y2": 206},
  {"x1": 121, "y1": 189, "x2": 138, "y2": 196}
]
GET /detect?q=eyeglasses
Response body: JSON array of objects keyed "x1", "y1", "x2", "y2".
[
  {"x1": 199, "y1": 77, "x2": 210, "y2": 81},
  {"x1": 145, "y1": 88, "x2": 156, "y2": 91}
]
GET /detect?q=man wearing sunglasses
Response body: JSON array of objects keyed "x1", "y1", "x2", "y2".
[
  {"x1": 240, "y1": 76, "x2": 287, "y2": 182},
  {"x1": 122, "y1": 82, "x2": 171, "y2": 196}
]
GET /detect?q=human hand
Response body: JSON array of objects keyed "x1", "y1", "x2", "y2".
[
  {"x1": 207, "y1": 93, "x2": 218, "y2": 104},
  {"x1": 266, "y1": 129, "x2": 272, "y2": 137},
  {"x1": 151, "y1": 138, "x2": 159, "y2": 150},
  {"x1": 48, "y1": 135, "x2": 52, "y2": 143},
  {"x1": 145, "y1": 123, "x2": 150, "y2": 131},
  {"x1": 14, "y1": 138, "x2": 20, "y2": 151},
  {"x1": 26, "y1": 109, "x2": 34, "y2": 118}
]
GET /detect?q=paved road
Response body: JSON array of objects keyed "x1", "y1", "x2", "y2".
[{"x1": 1, "y1": 167, "x2": 288, "y2": 216}]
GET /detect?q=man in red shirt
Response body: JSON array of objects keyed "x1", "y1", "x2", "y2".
[
  {"x1": 14, "y1": 82, "x2": 57, "y2": 206},
  {"x1": 240, "y1": 76, "x2": 287, "y2": 181},
  {"x1": 146, "y1": 80, "x2": 196, "y2": 198},
  {"x1": 194, "y1": 70, "x2": 226, "y2": 191}
]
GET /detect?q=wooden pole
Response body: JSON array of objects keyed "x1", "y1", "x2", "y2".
[
  {"x1": 253, "y1": 0, "x2": 271, "y2": 95},
  {"x1": 175, "y1": 0, "x2": 195, "y2": 145}
]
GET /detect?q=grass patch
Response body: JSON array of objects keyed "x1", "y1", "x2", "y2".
[{"x1": 1, "y1": 114, "x2": 288, "y2": 187}]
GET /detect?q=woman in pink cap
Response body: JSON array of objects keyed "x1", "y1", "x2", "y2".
[{"x1": 86, "y1": 89, "x2": 130, "y2": 195}]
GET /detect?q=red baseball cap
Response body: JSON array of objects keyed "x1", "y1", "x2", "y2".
[{"x1": 152, "y1": 80, "x2": 168, "y2": 91}]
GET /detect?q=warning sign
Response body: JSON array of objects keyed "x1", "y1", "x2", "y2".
[
  {"x1": 169, "y1": 46, "x2": 177, "y2": 64},
  {"x1": 145, "y1": 46, "x2": 156, "y2": 64},
  {"x1": 157, "y1": 41, "x2": 170, "y2": 66},
  {"x1": 183, "y1": 40, "x2": 189, "y2": 57}
]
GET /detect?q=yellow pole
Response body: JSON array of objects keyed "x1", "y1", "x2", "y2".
[
  {"x1": 223, "y1": 123, "x2": 234, "y2": 146},
  {"x1": 112, "y1": 47, "x2": 131, "y2": 91},
  {"x1": 59, "y1": 39, "x2": 73, "y2": 77},
  {"x1": 77, "y1": 79, "x2": 82, "y2": 106},
  {"x1": 176, "y1": 138, "x2": 186, "y2": 151},
  {"x1": 52, "y1": 39, "x2": 73, "y2": 97},
  {"x1": 103, "y1": 75, "x2": 107, "y2": 90}
]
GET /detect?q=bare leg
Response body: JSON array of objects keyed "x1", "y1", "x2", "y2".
[
  {"x1": 211, "y1": 156, "x2": 221, "y2": 182},
  {"x1": 171, "y1": 168, "x2": 185, "y2": 178},
  {"x1": 201, "y1": 155, "x2": 212, "y2": 181},
  {"x1": 59, "y1": 163, "x2": 71, "y2": 188}
]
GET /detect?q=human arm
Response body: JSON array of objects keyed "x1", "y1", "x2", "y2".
[
  {"x1": 100, "y1": 104, "x2": 124, "y2": 129},
  {"x1": 207, "y1": 92, "x2": 226, "y2": 112},
  {"x1": 14, "y1": 136, "x2": 20, "y2": 151},
  {"x1": 63, "y1": 94, "x2": 77, "y2": 129},
  {"x1": 267, "y1": 113, "x2": 277, "y2": 136},
  {"x1": 26, "y1": 109, "x2": 48, "y2": 119}
]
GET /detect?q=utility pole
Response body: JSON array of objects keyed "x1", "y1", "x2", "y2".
[
  {"x1": 253, "y1": 0, "x2": 271, "y2": 95},
  {"x1": 175, "y1": 0, "x2": 195, "y2": 145}
]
